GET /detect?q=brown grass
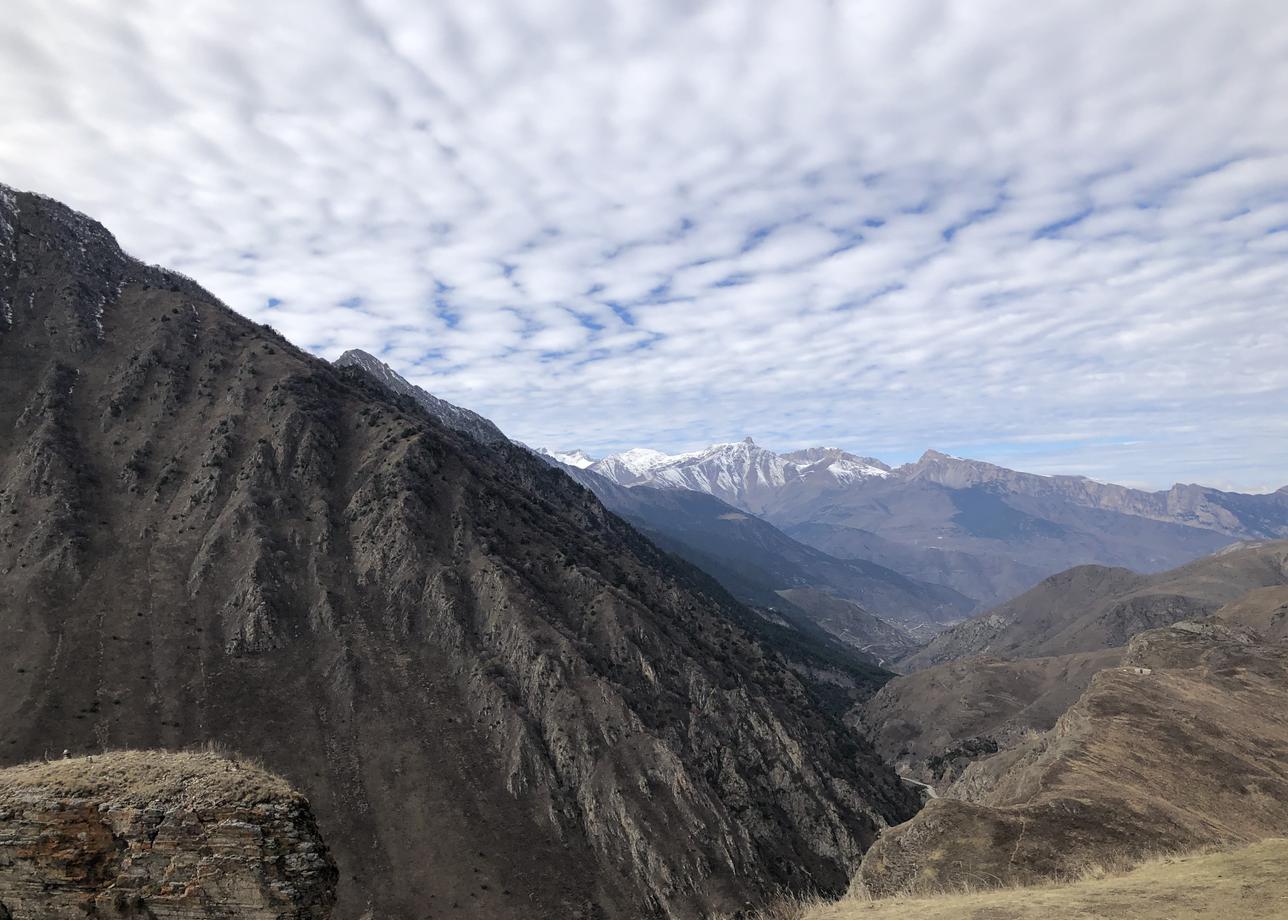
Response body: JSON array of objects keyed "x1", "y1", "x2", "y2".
[
  {"x1": 0, "y1": 745, "x2": 298, "y2": 809},
  {"x1": 752, "y1": 838, "x2": 1288, "y2": 920}
]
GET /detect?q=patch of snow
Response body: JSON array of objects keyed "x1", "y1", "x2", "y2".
[{"x1": 548, "y1": 449, "x2": 596, "y2": 469}]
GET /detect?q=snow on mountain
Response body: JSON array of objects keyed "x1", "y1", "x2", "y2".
[
  {"x1": 591, "y1": 438, "x2": 891, "y2": 512},
  {"x1": 589, "y1": 447, "x2": 675, "y2": 484},
  {"x1": 545, "y1": 449, "x2": 596, "y2": 469}
]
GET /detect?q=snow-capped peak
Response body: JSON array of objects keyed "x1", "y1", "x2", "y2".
[
  {"x1": 590, "y1": 438, "x2": 894, "y2": 510},
  {"x1": 610, "y1": 447, "x2": 674, "y2": 474},
  {"x1": 546, "y1": 449, "x2": 596, "y2": 469}
]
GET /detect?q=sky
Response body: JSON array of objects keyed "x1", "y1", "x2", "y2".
[{"x1": 2, "y1": 1, "x2": 1287, "y2": 491}]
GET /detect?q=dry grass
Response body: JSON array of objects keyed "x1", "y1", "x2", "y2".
[
  {"x1": 763, "y1": 838, "x2": 1288, "y2": 920},
  {"x1": 0, "y1": 744, "x2": 297, "y2": 809}
]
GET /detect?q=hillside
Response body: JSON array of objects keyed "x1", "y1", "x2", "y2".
[
  {"x1": 853, "y1": 620, "x2": 1288, "y2": 898},
  {"x1": 857, "y1": 647, "x2": 1121, "y2": 784},
  {"x1": 774, "y1": 588, "x2": 918, "y2": 664},
  {"x1": 901, "y1": 541, "x2": 1288, "y2": 668},
  {"x1": 0, "y1": 184, "x2": 919, "y2": 918},
  {"x1": 799, "y1": 838, "x2": 1288, "y2": 920}
]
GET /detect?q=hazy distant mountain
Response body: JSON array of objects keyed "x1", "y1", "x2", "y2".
[
  {"x1": 333, "y1": 348, "x2": 508, "y2": 445},
  {"x1": 0, "y1": 184, "x2": 918, "y2": 919},
  {"x1": 591, "y1": 441, "x2": 1288, "y2": 608},
  {"x1": 901, "y1": 540, "x2": 1288, "y2": 668},
  {"x1": 548, "y1": 459, "x2": 973, "y2": 634}
]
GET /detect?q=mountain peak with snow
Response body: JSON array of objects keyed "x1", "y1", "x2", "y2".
[
  {"x1": 589, "y1": 438, "x2": 892, "y2": 512},
  {"x1": 543, "y1": 448, "x2": 596, "y2": 469}
]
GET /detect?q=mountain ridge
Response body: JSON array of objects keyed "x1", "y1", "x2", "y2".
[
  {"x1": 0, "y1": 182, "x2": 918, "y2": 919},
  {"x1": 561, "y1": 438, "x2": 1287, "y2": 608}
]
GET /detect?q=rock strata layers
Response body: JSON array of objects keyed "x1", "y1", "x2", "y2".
[{"x1": 0, "y1": 751, "x2": 335, "y2": 918}]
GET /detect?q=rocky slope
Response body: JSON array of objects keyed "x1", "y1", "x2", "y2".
[
  {"x1": 333, "y1": 348, "x2": 507, "y2": 445},
  {"x1": 0, "y1": 185, "x2": 919, "y2": 918},
  {"x1": 857, "y1": 648, "x2": 1122, "y2": 784},
  {"x1": 773, "y1": 589, "x2": 918, "y2": 665},
  {"x1": 854, "y1": 619, "x2": 1288, "y2": 897},
  {"x1": 0, "y1": 750, "x2": 335, "y2": 918},
  {"x1": 900, "y1": 541, "x2": 1288, "y2": 669}
]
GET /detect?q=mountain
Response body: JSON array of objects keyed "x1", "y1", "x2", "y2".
[
  {"x1": 901, "y1": 540, "x2": 1288, "y2": 669},
  {"x1": 857, "y1": 648, "x2": 1122, "y2": 785},
  {"x1": 550, "y1": 461, "x2": 973, "y2": 633},
  {"x1": 543, "y1": 448, "x2": 595, "y2": 469},
  {"x1": 0, "y1": 184, "x2": 919, "y2": 918},
  {"x1": 590, "y1": 438, "x2": 890, "y2": 514},
  {"x1": 855, "y1": 619, "x2": 1288, "y2": 897},
  {"x1": 774, "y1": 588, "x2": 919, "y2": 664},
  {"x1": 333, "y1": 348, "x2": 508, "y2": 445},
  {"x1": 591, "y1": 443, "x2": 1288, "y2": 609}
]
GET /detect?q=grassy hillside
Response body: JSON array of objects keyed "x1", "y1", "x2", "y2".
[{"x1": 762, "y1": 838, "x2": 1288, "y2": 920}]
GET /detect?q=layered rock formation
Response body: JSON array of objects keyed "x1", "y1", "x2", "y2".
[
  {"x1": 0, "y1": 185, "x2": 917, "y2": 918},
  {"x1": 0, "y1": 750, "x2": 335, "y2": 918}
]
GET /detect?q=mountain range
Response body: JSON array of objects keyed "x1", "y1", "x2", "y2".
[
  {"x1": 0, "y1": 184, "x2": 919, "y2": 918},
  {"x1": 556, "y1": 441, "x2": 1288, "y2": 609},
  {"x1": 332, "y1": 350, "x2": 975, "y2": 654}
]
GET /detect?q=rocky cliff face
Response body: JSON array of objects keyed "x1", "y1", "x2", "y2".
[
  {"x1": 0, "y1": 751, "x2": 335, "y2": 919},
  {"x1": 0, "y1": 185, "x2": 917, "y2": 918}
]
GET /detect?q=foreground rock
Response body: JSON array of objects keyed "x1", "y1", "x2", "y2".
[
  {"x1": 0, "y1": 750, "x2": 335, "y2": 918},
  {"x1": 853, "y1": 621, "x2": 1288, "y2": 897}
]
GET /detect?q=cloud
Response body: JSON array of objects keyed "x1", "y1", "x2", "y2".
[{"x1": 2, "y1": 0, "x2": 1286, "y2": 489}]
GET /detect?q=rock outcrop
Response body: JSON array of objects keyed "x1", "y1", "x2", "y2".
[{"x1": 0, "y1": 750, "x2": 335, "y2": 918}]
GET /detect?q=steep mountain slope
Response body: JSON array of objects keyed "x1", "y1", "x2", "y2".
[
  {"x1": 855, "y1": 620, "x2": 1288, "y2": 897},
  {"x1": 0, "y1": 185, "x2": 919, "y2": 919},
  {"x1": 592, "y1": 443, "x2": 1287, "y2": 609},
  {"x1": 857, "y1": 648, "x2": 1122, "y2": 784},
  {"x1": 900, "y1": 541, "x2": 1288, "y2": 669},
  {"x1": 1216, "y1": 584, "x2": 1288, "y2": 640},
  {"x1": 333, "y1": 348, "x2": 507, "y2": 445},
  {"x1": 774, "y1": 589, "x2": 918, "y2": 664}
]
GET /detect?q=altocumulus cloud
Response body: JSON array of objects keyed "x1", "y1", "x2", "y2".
[{"x1": 2, "y1": 0, "x2": 1287, "y2": 490}]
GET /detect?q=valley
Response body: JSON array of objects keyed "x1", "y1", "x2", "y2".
[{"x1": 2, "y1": 184, "x2": 1286, "y2": 918}]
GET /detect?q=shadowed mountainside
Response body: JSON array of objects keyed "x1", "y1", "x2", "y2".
[{"x1": 0, "y1": 184, "x2": 919, "y2": 919}]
